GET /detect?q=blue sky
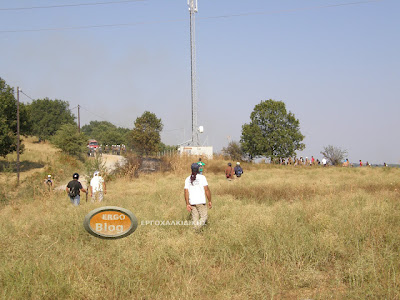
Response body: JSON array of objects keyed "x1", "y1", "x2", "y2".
[{"x1": 1, "y1": 0, "x2": 399, "y2": 164}]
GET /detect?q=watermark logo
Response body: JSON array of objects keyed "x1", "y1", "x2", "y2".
[
  {"x1": 83, "y1": 206, "x2": 138, "y2": 239},
  {"x1": 140, "y1": 220, "x2": 203, "y2": 226}
]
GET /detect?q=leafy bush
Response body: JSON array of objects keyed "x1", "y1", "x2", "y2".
[{"x1": 51, "y1": 124, "x2": 88, "y2": 158}]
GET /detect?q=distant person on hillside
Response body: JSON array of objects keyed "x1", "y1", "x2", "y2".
[
  {"x1": 322, "y1": 158, "x2": 327, "y2": 167},
  {"x1": 359, "y1": 160, "x2": 363, "y2": 167},
  {"x1": 311, "y1": 156, "x2": 315, "y2": 166},
  {"x1": 184, "y1": 163, "x2": 212, "y2": 231},
  {"x1": 90, "y1": 171, "x2": 106, "y2": 202},
  {"x1": 343, "y1": 159, "x2": 350, "y2": 167},
  {"x1": 197, "y1": 158, "x2": 205, "y2": 174},
  {"x1": 44, "y1": 174, "x2": 53, "y2": 191},
  {"x1": 225, "y1": 162, "x2": 234, "y2": 180},
  {"x1": 234, "y1": 162, "x2": 243, "y2": 178},
  {"x1": 66, "y1": 173, "x2": 87, "y2": 206}
]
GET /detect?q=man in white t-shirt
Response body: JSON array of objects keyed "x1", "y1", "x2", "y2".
[
  {"x1": 90, "y1": 171, "x2": 106, "y2": 202},
  {"x1": 322, "y1": 158, "x2": 327, "y2": 167},
  {"x1": 184, "y1": 163, "x2": 212, "y2": 230}
]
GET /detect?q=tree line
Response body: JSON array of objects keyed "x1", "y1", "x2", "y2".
[
  {"x1": 2, "y1": 76, "x2": 344, "y2": 163},
  {"x1": 0, "y1": 77, "x2": 169, "y2": 158}
]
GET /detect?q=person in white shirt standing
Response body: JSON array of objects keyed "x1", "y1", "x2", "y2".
[
  {"x1": 184, "y1": 163, "x2": 212, "y2": 231},
  {"x1": 322, "y1": 158, "x2": 327, "y2": 167},
  {"x1": 90, "y1": 171, "x2": 106, "y2": 202}
]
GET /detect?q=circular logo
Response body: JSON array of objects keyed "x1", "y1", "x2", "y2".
[{"x1": 83, "y1": 206, "x2": 138, "y2": 239}]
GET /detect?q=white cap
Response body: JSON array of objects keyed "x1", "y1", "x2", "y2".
[
  {"x1": 48, "y1": 174, "x2": 51, "y2": 178},
  {"x1": 237, "y1": 162, "x2": 240, "y2": 165}
]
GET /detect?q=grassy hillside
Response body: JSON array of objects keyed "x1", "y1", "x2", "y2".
[
  {"x1": 1, "y1": 152, "x2": 399, "y2": 299},
  {"x1": 0, "y1": 137, "x2": 83, "y2": 206}
]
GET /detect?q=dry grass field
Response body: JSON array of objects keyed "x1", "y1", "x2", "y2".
[{"x1": 0, "y1": 141, "x2": 399, "y2": 299}]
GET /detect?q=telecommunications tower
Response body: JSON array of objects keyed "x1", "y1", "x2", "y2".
[{"x1": 188, "y1": 0, "x2": 199, "y2": 146}]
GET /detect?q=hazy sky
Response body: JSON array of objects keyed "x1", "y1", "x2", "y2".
[{"x1": 1, "y1": 0, "x2": 399, "y2": 164}]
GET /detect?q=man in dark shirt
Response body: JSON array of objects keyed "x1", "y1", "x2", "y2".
[
  {"x1": 234, "y1": 162, "x2": 243, "y2": 178},
  {"x1": 66, "y1": 173, "x2": 87, "y2": 206}
]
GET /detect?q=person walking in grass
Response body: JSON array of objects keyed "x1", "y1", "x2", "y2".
[
  {"x1": 234, "y1": 162, "x2": 243, "y2": 178},
  {"x1": 225, "y1": 162, "x2": 234, "y2": 180},
  {"x1": 66, "y1": 173, "x2": 87, "y2": 206},
  {"x1": 197, "y1": 157, "x2": 205, "y2": 174},
  {"x1": 90, "y1": 171, "x2": 106, "y2": 202},
  {"x1": 322, "y1": 158, "x2": 327, "y2": 167},
  {"x1": 44, "y1": 174, "x2": 53, "y2": 191},
  {"x1": 184, "y1": 163, "x2": 212, "y2": 231}
]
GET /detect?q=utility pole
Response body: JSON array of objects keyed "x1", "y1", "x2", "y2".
[
  {"x1": 16, "y1": 87, "x2": 20, "y2": 185},
  {"x1": 78, "y1": 105, "x2": 80, "y2": 133},
  {"x1": 188, "y1": 0, "x2": 199, "y2": 146}
]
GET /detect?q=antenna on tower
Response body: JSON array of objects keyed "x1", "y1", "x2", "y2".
[{"x1": 188, "y1": 0, "x2": 199, "y2": 146}]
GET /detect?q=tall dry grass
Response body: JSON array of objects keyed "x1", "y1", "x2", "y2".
[{"x1": 1, "y1": 156, "x2": 400, "y2": 299}]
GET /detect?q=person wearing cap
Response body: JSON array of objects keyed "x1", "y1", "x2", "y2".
[
  {"x1": 44, "y1": 174, "x2": 53, "y2": 190},
  {"x1": 66, "y1": 173, "x2": 86, "y2": 206},
  {"x1": 184, "y1": 163, "x2": 212, "y2": 231},
  {"x1": 225, "y1": 162, "x2": 234, "y2": 180},
  {"x1": 234, "y1": 162, "x2": 243, "y2": 178},
  {"x1": 90, "y1": 171, "x2": 106, "y2": 202},
  {"x1": 197, "y1": 157, "x2": 205, "y2": 174}
]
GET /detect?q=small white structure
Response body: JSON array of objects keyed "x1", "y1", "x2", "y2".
[{"x1": 178, "y1": 146, "x2": 213, "y2": 159}]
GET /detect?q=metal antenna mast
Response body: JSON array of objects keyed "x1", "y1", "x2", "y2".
[{"x1": 188, "y1": 0, "x2": 199, "y2": 146}]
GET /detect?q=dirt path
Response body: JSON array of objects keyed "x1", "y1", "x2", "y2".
[{"x1": 102, "y1": 154, "x2": 126, "y2": 172}]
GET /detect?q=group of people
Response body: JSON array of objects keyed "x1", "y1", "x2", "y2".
[
  {"x1": 195, "y1": 158, "x2": 244, "y2": 180},
  {"x1": 275, "y1": 156, "x2": 332, "y2": 167},
  {"x1": 64, "y1": 158, "x2": 240, "y2": 232},
  {"x1": 225, "y1": 162, "x2": 243, "y2": 180},
  {"x1": 343, "y1": 159, "x2": 372, "y2": 167},
  {"x1": 279, "y1": 156, "x2": 324, "y2": 166},
  {"x1": 103, "y1": 144, "x2": 126, "y2": 155},
  {"x1": 65, "y1": 171, "x2": 106, "y2": 206}
]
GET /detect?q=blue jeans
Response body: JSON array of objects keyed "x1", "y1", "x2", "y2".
[{"x1": 70, "y1": 195, "x2": 80, "y2": 206}]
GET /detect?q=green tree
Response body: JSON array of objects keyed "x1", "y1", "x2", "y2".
[
  {"x1": 128, "y1": 111, "x2": 163, "y2": 155},
  {"x1": 27, "y1": 98, "x2": 75, "y2": 141},
  {"x1": 51, "y1": 124, "x2": 88, "y2": 157},
  {"x1": 159, "y1": 142, "x2": 178, "y2": 153},
  {"x1": 222, "y1": 141, "x2": 244, "y2": 161},
  {"x1": 0, "y1": 78, "x2": 31, "y2": 157},
  {"x1": 81, "y1": 121, "x2": 130, "y2": 145},
  {"x1": 321, "y1": 145, "x2": 348, "y2": 166},
  {"x1": 241, "y1": 99, "x2": 305, "y2": 160}
]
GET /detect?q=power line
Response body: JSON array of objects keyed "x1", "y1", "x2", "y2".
[
  {"x1": 78, "y1": 105, "x2": 129, "y2": 128},
  {"x1": 163, "y1": 128, "x2": 184, "y2": 133},
  {"x1": 77, "y1": 105, "x2": 182, "y2": 133},
  {"x1": 0, "y1": 0, "x2": 146, "y2": 11},
  {"x1": 201, "y1": 0, "x2": 384, "y2": 21},
  {"x1": 20, "y1": 91, "x2": 35, "y2": 101},
  {"x1": 0, "y1": 0, "x2": 384, "y2": 34},
  {"x1": 0, "y1": 18, "x2": 183, "y2": 34}
]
